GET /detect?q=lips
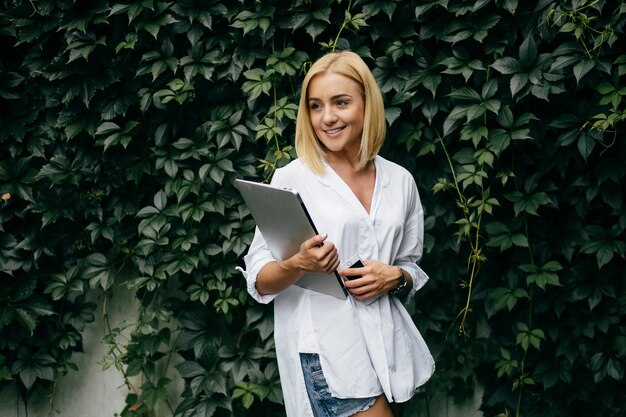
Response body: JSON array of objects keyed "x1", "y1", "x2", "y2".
[{"x1": 324, "y1": 126, "x2": 346, "y2": 135}]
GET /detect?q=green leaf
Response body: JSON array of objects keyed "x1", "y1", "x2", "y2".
[
  {"x1": 11, "y1": 350, "x2": 55, "y2": 390},
  {"x1": 83, "y1": 253, "x2": 115, "y2": 290},
  {"x1": 385, "y1": 107, "x2": 402, "y2": 125},
  {"x1": 140, "y1": 378, "x2": 172, "y2": 408},
  {"x1": 510, "y1": 73, "x2": 528, "y2": 97},
  {"x1": 154, "y1": 190, "x2": 167, "y2": 211},
  {"x1": 518, "y1": 35, "x2": 537, "y2": 66},
  {"x1": 516, "y1": 322, "x2": 545, "y2": 352},
  {"x1": 0, "y1": 364, "x2": 11, "y2": 381},
  {"x1": 520, "y1": 261, "x2": 562, "y2": 290},
  {"x1": 242, "y1": 69, "x2": 273, "y2": 100},
  {"x1": 580, "y1": 225, "x2": 626, "y2": 268},
  {"x1": 492, "y1": 57, "x2": 521, "y2": 75},
  {"x1": 485, "y1": 221, "x2": 528, "y2": 250},
  {"x1": 573, "y1": 60, "x2": 595, "y2": 83},
  {"x1": 489, "y1": 286, "x2": 529, "y2": 312},
  {"x1": 233, "y1": 381, "x2": 266, "y2": 409},
  {"x1": 504, "y1": 187, "x2": 551, "y2": 216}
]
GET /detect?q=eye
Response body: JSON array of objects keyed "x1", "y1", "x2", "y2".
[
  {"x1": 308, "y1": 102, "x2": 321, "y2": 111},
  {"x1": 336, "y1": 99, "x2": 348, "y2": 106}
]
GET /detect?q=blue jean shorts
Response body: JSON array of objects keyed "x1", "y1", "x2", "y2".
[{"x1": 300, "y1": 353, "x2": 377, "y2": 417}]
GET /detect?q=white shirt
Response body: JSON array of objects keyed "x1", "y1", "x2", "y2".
[{"x1": 239, "y1": 156, "x2": 435, "y2": 417}]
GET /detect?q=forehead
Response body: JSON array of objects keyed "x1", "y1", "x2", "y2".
[{"x1": 307, "y1": 72, "x2": 362, "y2": 98}]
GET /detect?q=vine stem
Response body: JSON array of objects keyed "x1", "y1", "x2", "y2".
[
  {"x1": 28, "y1": 0, "x2": 41, "y2": 16},
  {"x1": 437, "y1": 134, "x2": 485, "y2": 335},
  {"x1": 158, "y1": 328, "x2": 182, "y2": 414},
  {"x1": 438, "y1": 135, "x2": 466, "y2": 208},
  {"x1": 331, "y1": 0, "x2": 353, "y2": 52},
  {"x1": 459, "y1": 214, "x2": 483, "y2": 335},
  {"x1": 102, "y1": 290, "x2": 140, "y2": 396},
  {"x1": 513, "y1": 215, "x2": 536, "y2": 417},
  {"x1": 271, "y1": 38, "x2": 280, "y2": 152}
]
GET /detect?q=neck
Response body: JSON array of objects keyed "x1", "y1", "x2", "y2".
[{"x1": 327, "y1": 156, "x2": 373, "y2": 174}]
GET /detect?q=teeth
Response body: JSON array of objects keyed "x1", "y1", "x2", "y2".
[{"x1": 326, "y1": 128, "x2": 343, "y2": 134}]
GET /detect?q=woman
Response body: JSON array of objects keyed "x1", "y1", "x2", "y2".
[{"x1": 240, "y1": 51, "x2": 434, "y2": 417}]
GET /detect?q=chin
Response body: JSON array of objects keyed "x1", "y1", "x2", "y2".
[{"x1": 321, "y1": 143, "x2": 346, "y2": 153}]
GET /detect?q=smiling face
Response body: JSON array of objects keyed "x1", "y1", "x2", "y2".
[{"x1": 307, "y1": 71, "x2": 365, "y2": 162}]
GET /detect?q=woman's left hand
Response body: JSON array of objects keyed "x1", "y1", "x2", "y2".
[{"x1": 339, "y1": 260, "x2": 404, "y2": 301}]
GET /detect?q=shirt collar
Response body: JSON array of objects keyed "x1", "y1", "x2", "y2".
[{"x1": 315, "y1": 155, "x2": 389, "y2": 188}]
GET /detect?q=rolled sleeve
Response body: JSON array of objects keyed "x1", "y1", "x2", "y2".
[
  {"x1": 236, "y1": 227, "x2": 279, "y2": 304},
  {"x1": 405, "y1": 264, "x2": 429, "y2": 297},
  {"x1": 394, "y1": 180, "x2": 428, "y2": 303}
]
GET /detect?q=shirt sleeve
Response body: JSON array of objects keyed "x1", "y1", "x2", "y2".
[
  {"x1": 393, "y1": 176, "x2": 429, "y2": 303},
  {"x1": 236, "y1": 226, "x2": 279, "y2": 304}
]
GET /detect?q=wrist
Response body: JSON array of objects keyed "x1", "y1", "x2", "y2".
[
  {"x1": 281, "y1": 255, "x2": 305, "y2": 278},
  {"x1": 389, "y1": 267, "x2": 408, "y2": 296}
]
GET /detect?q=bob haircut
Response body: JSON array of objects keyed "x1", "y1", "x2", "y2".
[{"x1": 295, "y1": 51, "x2": 386, "y2": 174}]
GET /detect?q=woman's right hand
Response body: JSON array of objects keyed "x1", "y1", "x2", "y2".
[
  {"x1": 256, "y1": 233, "x2": 339, "y2": 295},
  {"x1": 292, "y1": 233, "x2": 340, "y2": 275}
]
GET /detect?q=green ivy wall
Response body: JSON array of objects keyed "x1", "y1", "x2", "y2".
[{"x1": 0, "y1": 0, "x2": 624, "y2": 416}]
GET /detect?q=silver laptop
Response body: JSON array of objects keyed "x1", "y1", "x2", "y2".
[{"x1": 235, "y1": 179, "x2": 348, "y2": 299}]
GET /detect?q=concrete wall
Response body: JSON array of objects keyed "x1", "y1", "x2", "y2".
[
  {"x1": 0, "y1": 289, "x2": 133, "y2": 417},
  {"x1": 0, "y1": 289, "x2": 483, "y2": 417},
  {"x1": 418, "y1": 387, "x2": 484, "y2": 417}
]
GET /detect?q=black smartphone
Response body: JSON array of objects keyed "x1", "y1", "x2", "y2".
[{"x1": 342, "y1": 255, "x2": 364, "y2": 280}]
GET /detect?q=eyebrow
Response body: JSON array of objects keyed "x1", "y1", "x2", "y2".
[{"x1": 308, "y1": 93, "x2": 353, "y2": 102}]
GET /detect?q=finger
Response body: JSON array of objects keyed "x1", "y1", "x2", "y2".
[
  {"x1": 304, "y1": 233, "x2": 328, "y2": 249},
  {"x1": 339, "y1": 264, "x2": 369, "y2": 281},
  {"x1": 344, "y1": 277, "x2": 368, "y2": 291},
  {"x1": 321, "y1": 253, "x2": 339, "y2": 273},
  {"x1": 352, "y1": 285, "x2": 381, "y2": 301},
  {"x1": 329, "y1": 257, "x2": 340, "y2": 273},
  {"x1": 316, "y1": 241, "x2": 336, "y2": 258},
  {"x1": 339, "y1": 267, "x2": 363, "y2": 278},
  {"x1": 348, "y1": 281, "x2": 370, "y2": 301},
  {"x1": 354, "y1": 292, "x2": 377, "y2": 301},
  {"x1": 347, "y1": 278, "x2": 382, "y2": 295}
]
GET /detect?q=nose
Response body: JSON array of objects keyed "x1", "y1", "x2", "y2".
[{"x1": 322, "y1": 106, "x2": 337, "y2": 125}]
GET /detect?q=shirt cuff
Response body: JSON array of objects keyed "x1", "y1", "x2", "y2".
[
  {"x1": 236, "y1": 266, "x2": 278, "y2": 304},
  {"x1": 394, "y1": 263, "x2": 429, "y2": 304}
]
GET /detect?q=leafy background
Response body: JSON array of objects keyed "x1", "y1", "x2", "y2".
[{"x1": 1, "y1": 0, "x2": 625, "y2": 416}]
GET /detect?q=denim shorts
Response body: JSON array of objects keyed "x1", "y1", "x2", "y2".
[{"x1": 300, "y1": 353, "x2": 377, "y2": 417}]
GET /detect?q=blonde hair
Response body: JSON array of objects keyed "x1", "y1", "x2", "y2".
[{"x1": 295, "y1": 51, "x2": 386, "y2": 174}]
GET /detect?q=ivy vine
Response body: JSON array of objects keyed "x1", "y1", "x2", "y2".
[{"x1": 0, "y1": 1, "x2": 625, "y2": 417}]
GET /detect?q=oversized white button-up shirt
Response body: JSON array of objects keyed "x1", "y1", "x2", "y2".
[{"x1": 240, "y1": 156, "x2": 435, "y2": 417}]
